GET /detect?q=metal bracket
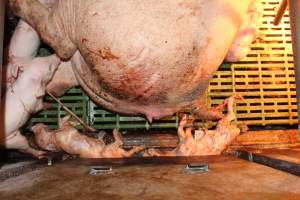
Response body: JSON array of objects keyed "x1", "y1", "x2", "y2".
[
  {"x1": 185, "y1": 163, "x2": 209, "y2": 174},
  {"x1": 47, "y1": 157, "x2": 53, "y2": 166},
  {"x1": 88, "y1": 166, "x2": 112, "y2": 175},
  {"x1": 248, "y1": 152, "x2": 253, "y2": 162}
]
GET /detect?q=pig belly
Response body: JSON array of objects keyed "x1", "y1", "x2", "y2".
[
  {"x1": 70, "y1": 0, "x2": 253, "y2": 120},
  {"x1": 9, "y1": 0, "x2": 253, "y2": 120}
]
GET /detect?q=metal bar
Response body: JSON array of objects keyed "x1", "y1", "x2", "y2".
[
  {"x1": 0, "y1": 0, "x2": 5, "y2": 152},
  {"x1": 237, "y1": 150, "x2": 300, "y2": 177},
  {"x1": 82, "y1": 155, "x2": 234, "y2": 166},
  {"x1": 288, "y1": 0, "x2": 300, "y2": 138},
  {"x1": 0, "y1": 0, "x2": 5, "y2": 103},
  {"x1": 273, "y1": 0, "x2": 288, "y2": 26},
  {"x1": 47, "y1": 91, "x2": 96, "y2": 132},
  {"x1": 118, "y1": 129, "x2": 299, "y2": 149}
]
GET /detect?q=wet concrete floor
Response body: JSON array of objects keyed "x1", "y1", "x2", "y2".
[{"x1": 0, "y1": 157, "x2": 300, "y2": 200}]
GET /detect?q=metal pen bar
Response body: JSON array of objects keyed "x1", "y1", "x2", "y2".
[
  {"x1": 82, "y1": 155, "x2": 233, "y2": 166},
  {"x1": 0, "y1": 0, "x2": 5, "y2": 149},
  {"x1": 47, "y1": 91, "x2": 97, "y2": 132},
  {"x1": 0, "y1": 0, "x2": 5, "y2": 103},
  {"x1": 288, "y1": 0, "x2": 300, "y2": 138},
  {"x1": 273, "y1": 0, "x2": 288, "y2": 26},
  {"x1": 236, "y1": 150, "x2": 300, "y2": 177}
]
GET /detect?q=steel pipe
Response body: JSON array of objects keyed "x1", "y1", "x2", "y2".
[
  {"x1": 0, "y1": 0, "x2": 5, "y2": 97},
  {"x1": 288, "y1": 0, "x2": 300, "y2": 138},
  {"x1": 273, "y1": 0, "x2": 288, "y2": 25},
  {"x1": 0, "y1": 0, "x2": 5, "y2": 157}
]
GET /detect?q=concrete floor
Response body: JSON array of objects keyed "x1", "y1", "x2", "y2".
[{"x1": 0, "y1": 158, "x2": 300, "y2": 200}]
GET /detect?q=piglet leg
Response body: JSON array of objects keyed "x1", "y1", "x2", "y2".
[
  {"x1": 6, "y1": 0, "x2": 58, "y2": 85},
  {"x1": 222, "y1": 95, "x2": 243, "y2": 122},
  {"x1": 193, "y1": 97, "x2": 226, "y2": 120},
  {"x1": 178, "y1": 115, "x2": 187, "y2": 140},
  {"x1": 111, "y1": 129, "x2": 144, "y2": 157},
  {"x1": 5, "y1": 20, "x2": 40, "y2": 87},
  {"x1": 121, "y1": 146, "x2": 145, "y2": 157},
  {"x1": 9, "y1": 20, "x2": 40, "y2": 59},
  {"x1": 8, "y1": 0, "x2": 58, "y2": 60},
  {"x1": 112, "y1": 129, "x2": 124, "y2": 147}
]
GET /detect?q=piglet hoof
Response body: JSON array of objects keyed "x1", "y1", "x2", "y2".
[
  {"x1": 218, "y1": 95, "x2": 244, "y2": 110},
  {"x1": 21, "y1": 148, "x2": 46, "y2": 159},
  {"x1": 232, "y1": 95, "x2": 244, "y2": 101},
  {"x1": 143, "y1": 148, "x2": 159, "y2": 157},
  {"x1": 126, "y1": 146, "x2": 145, "y2": 157},
  {"x1": 32, "y1": 150, "x2": 46, "y2": 159},
  {"x1": 134, "y1": 146, "x2": 145, "y2": 152},
  {"x1": 256, "y1": 31, "x2": 265, "y2": 41},
  {"x1": 179, "y1": 114, "x2": 188, "y2": 127}
]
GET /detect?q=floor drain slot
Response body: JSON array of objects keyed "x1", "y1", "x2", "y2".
[
  {"x1": 88, "y1": 166, "x2": 112, "y2": 175},
  {"x1": 185, "y1": 163, "x2": 209, "y2": 174}
]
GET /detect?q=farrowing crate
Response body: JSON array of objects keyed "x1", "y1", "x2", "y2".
[{"x1": 29, "y1": 0, "x2": 297, "y2": 130}]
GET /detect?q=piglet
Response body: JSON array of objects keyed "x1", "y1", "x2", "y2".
[
  {"x1": 32, "y1": 116, "x2": 144, "y2": 158},
  {"x1": 144, "y1": 96, "x2": 241, "y2": 156},
  {"x1": 1, "y1": 55, "x2": 60, "y2": 157},
  {"x1": 6, "y1": 0, "x2": 59, "y2": 87}
]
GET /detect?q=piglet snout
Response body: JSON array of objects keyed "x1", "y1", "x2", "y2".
[
  {"x1": 47, "y1": 54, "x2": 61, "y2": 71},
  {"x1": 31, "y1": 54, "x2": 60, "y2": 83},
  {"x1": 43, "y1": 54, "x2": 60, "y2": 77}
]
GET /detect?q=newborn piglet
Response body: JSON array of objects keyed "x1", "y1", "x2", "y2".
[
  {"x1": 1, "y1": 55, "x2": 60, "y2": 158},
  {"x1": 32, "y1": 116, "x2": 144, "y2": 158},
  {"x1": 144, "y1": 96, "x2": 242, "y2": 156}
]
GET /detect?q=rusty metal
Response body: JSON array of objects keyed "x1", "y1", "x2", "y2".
[
  {"x1": 122, "y1": 132, "x2": 179, "y2": 148},
  {"x1": 231, "y1": 129, "x2": 300, "y2": 145},
  {"x1": 288, "y1": 0, "x2": 300, "y2": 138},
  {"x1": 252, "y1": 149, "x2": 300, "y2": 164},
  {"x1": 273, "y1": 0, "x2": 288, "y2": 25},
  {"x1": 119, "y1": 129, "x2": 299, "y2": 149}
]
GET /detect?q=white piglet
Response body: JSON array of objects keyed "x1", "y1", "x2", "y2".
[{"x1": 1, "y1": 55, "x2": 60, "y2": 157}]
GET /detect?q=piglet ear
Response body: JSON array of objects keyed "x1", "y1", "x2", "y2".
[
  {"x1": 34, "y1": 80, "x2": 46, "y2": 98},
  {"x1": 8, "y1": 56, "x2": 30, "y2": 79},
  {"x1": 8, "y1": 62, "x2": 20, "y2": 78}
]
